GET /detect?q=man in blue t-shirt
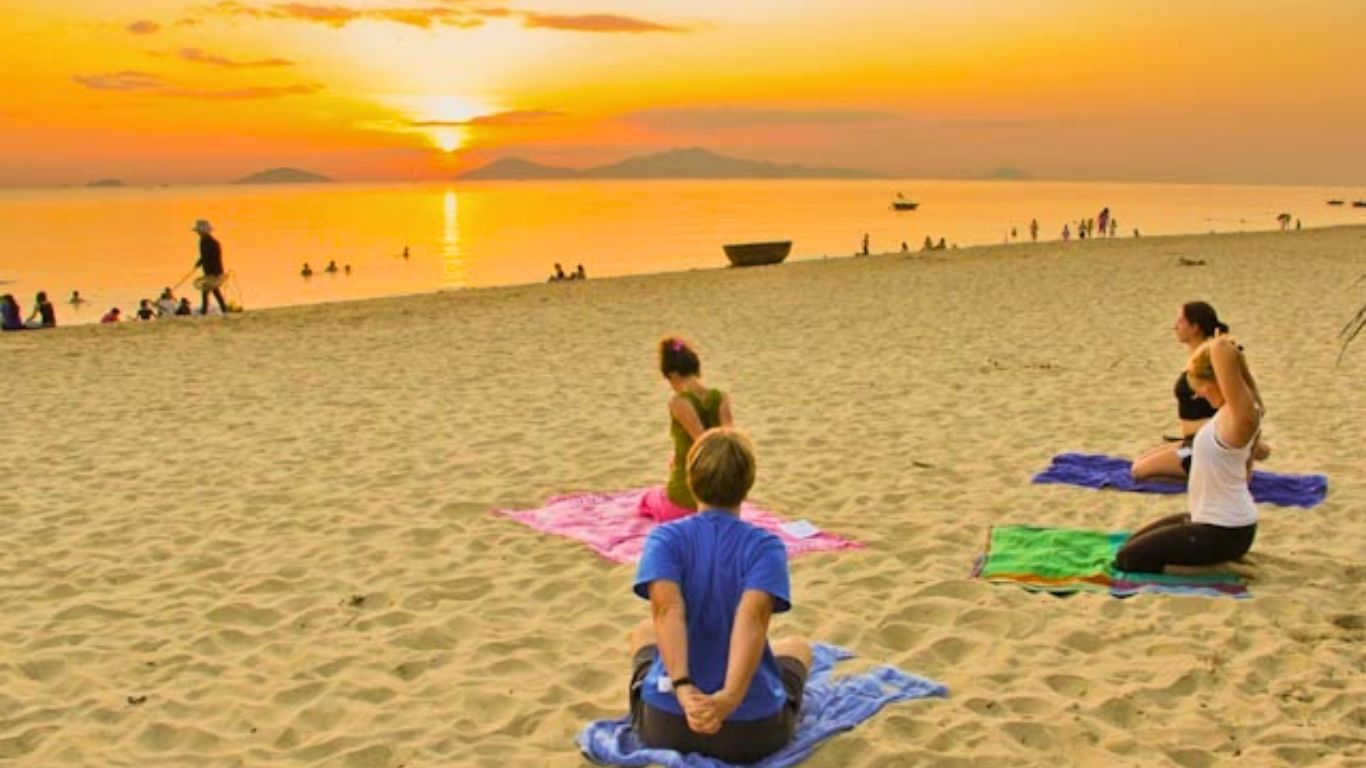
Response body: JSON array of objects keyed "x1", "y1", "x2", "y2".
[{"x1": 628, "y1": 428, "x2": 811, "y2": 763}]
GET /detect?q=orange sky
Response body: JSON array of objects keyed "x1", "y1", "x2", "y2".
[{"x1": 2, "y1": 0, "x2": 1364, "y2": 186}]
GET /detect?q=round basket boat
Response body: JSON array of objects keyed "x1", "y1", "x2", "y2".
[{"x1": 723, "y1": 241, "x2": 792, "y2": 267}]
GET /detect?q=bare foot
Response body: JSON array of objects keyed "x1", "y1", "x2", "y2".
[{"x1": 1166, "y1": 559, "x2": 1259, "y2": 580}]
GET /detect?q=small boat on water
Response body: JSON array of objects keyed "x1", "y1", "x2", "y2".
[
  {"x1": 1354, "y1": 201, "x2": 1366, "y2": 208},
  {"x1": 723, "y1": 241, "x2": 792, "y2": 267},
  {"x1": 1327, "y1": 199, "x2": 1345, "y2": 205},
  {"x1": 891, "y1": 192, "x2": 918, "y2": 211}
]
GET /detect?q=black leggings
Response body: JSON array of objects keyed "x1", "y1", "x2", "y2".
[{"x1": 1114, "y1": 513, "x2": 1256, "y2": 573}]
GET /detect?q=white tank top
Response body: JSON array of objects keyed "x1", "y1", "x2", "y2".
[{"x1": 1187, "y1": 410, "x2": 1258, "y2": 527}]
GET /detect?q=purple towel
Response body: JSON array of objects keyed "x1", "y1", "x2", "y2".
[{"x1": 1033, "y1": 453, "x2": 1328, "y2": 508}]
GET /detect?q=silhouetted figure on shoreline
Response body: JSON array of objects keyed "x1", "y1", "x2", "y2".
[{"x1": 191, "y1": 219, "x2": 228, "y2": 315}]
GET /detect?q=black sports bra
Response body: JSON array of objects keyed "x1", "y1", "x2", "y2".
[{"x1": 1174, "y1": 372, "x2": 1218, "y2": 421}]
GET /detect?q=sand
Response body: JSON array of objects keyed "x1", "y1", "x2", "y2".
[{"x1": 2, "y1": 226, "x2": 1363, "y2": 767}]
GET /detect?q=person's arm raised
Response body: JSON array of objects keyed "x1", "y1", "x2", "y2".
[
  {"x1": 710, "y1": 589, "x2": 774, "y2": 722},
  {"x1": 1211, "y1": 337, "x2": 1259, "y2": 448}
]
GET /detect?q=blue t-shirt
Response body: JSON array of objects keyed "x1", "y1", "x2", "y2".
[{"x1": 633, "y1": 509, "x2": 792, "y2": 721}]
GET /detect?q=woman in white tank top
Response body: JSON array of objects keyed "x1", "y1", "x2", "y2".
[{"x1": 1115, "y1": 336, "x2": 1262, "y2": 573}]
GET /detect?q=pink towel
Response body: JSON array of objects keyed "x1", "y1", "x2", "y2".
[{"x1": 494, "y1": 488, "x2": 865, "y2": 564}]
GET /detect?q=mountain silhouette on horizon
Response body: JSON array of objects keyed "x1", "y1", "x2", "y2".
[
  {"x1": 233, "y1": 167, "x2": 333, "y2": 185},
  {"x1": 458, "y1": 147, "x2": 882, "y2": 180}
]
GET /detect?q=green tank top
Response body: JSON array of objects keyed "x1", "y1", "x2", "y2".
[{"x1": 666, "y1": 388, "x2": 726, "y2": 509}]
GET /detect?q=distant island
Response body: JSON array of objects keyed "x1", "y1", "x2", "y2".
[
  {"x1": 982, "y1": 167, "x2": 1032, "y2": 181},
  {"x1": 233, "y1": 167, "x2": 333, "y2": 185},
  {"x1": 458, "y1": 147, "x2": 884, "y2": 181},
  {"x1": 86, "y1": 179, "x2": 126, "y2": 188}
]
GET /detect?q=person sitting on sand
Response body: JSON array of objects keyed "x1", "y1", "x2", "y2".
[
  {"x1": 1, "y1": 294, "x2": 23, "y2": 331},
  {"x1": 101, "y1": 307, "x2": 121, "y2": 324},
  {"x1": 575, "y1": 263, "x2": 586, "y2": 280},
  {"x1": 1132, "y1": 302, "x2": 1223, "y2": 481},
  {"x1": 934, "y1": 237, "x2": 947, "y2": 250},
  {"x1": 549, "y1": 262, "x2": 567, "y2": 282},
  {"x1": 921, "y1": 236, "x2": 933, "y2": 252},
  {"x1": 176, "y1": 297, "x2": 193, "y2": 316},
  {"x1": 627, "y1": 427, "x2": 811, "y2": 763},
  {"x1": 155, "y1": 288, "x2": 177, "y2": 317},
  {"x1": 1115, "y1": 336, "x2": 1263, "y2": 573},
  {"x1": 25, "y1": 291, "x2": 56, "y2": 328},
  {"x1": 136, "y1": 299, "x2": 156, "y2": 321},
  {"x1": 1131, "y1": 302, "x2": 1267, "y2": 482},
  {"x1": 638, "y1": 337, "x2": 734, "y2": 523}
]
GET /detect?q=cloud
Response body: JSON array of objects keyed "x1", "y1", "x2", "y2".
[
  {"x1": 193, "y1": 1, "x2": 492, "y2": 29},
  {"x1": 178, "y1": 48, "x2": 294, "y2": 68},
  {"x1": 72, "y1": 71, "x2": 321, "y2": 100},
  {"x1": 411, "y1": 109, "x2": 564, "y2": 127},
  {"x1": 191, "y1": 2, "x2": 680, "y2": 32},
  {"x1": 631, "y1": 107, "x2": 899, "y2": 131},
  {"x1": 127, "y1": 20, "x2": 161, "y2": 34},
  {"x1": 521, "y1": 13, "x2": 685, "y2": 33},
  {"x1": 72, "y1": 71, "x2": 166, "y2": 92}
]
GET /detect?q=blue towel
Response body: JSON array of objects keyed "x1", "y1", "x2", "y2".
[
  {"x1": 1033, "y1": 453, "x2": 1328, "y2": 508},
  {"x1": 577, "y1": 644, "x2": 948, "y2": 768}
]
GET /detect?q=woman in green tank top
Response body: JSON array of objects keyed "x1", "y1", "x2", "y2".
[{"x1": 638, "y1": 337, "x2": 734, "y2": 522}]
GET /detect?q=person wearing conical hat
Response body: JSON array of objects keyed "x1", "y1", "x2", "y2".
[{"x1": 191, "y1": 219, "x2": 228, "y2": 315}]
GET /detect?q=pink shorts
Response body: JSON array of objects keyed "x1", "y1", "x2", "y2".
[{"x1": 637, "y1": 487, "x2": 695, "y2": 523}]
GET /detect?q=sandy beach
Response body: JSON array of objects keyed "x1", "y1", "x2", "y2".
[{"x1": 2, "y1": 226, "x2": 1362, "y2": 767}]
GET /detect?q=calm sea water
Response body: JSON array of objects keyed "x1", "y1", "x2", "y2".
[{"x1": 1, "y1": 179, "x2": 1362, "y2": 325}]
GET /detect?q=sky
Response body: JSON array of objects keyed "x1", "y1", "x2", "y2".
[{"x1": 2, "y1": 0, "x2": 1364, "y2": 186}]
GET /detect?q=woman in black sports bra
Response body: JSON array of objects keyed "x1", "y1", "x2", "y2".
[{"x1": 1130, "y1": 302, "x2": 1230, "y2": 481}]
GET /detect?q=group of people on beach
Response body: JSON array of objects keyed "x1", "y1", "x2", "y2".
[
  {"x1": 627, "y1": 305, "x2": 1265, "y2": 760},
  {"x1": 8, "y1": 219, "x2": 235, "y2": 329},
  {"x1": 1062, "y1": 207, "x2": 1120, "y2": 241},
  {"x1": 0, "y1": 291, "x2": 57, "y2": 331},
  {"x1": 548, "y1": 262, "x2": 587, "y2": 282}
]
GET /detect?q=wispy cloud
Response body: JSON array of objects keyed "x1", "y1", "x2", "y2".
[
  {"x1": 72, "y1": 71, "x2": 165, "y2": 92},
  {"x1": 72, "y1": 70, "x2": 321, "y2": 100},
  {"x1": 193, "y1": 1, "x2": 492, "y2": 29},
  {"x1": 522, "y1": 13, "x2": 686, "y2": 33},
  {"x1": 188, "y1": 2, "x2": 684, "y2": 33},
  {"x1": 631, "y1": 107, "x2": 899, "y2": 131},
  {"x1": 411, "y1": 109, "x2": 564, "y2": 127},
  {"x1": 127, "y1": 20, "x2": 161, "y2": 35},
  {"x1": 178, "y1": 48, "x2": 294, "y2": 68}
]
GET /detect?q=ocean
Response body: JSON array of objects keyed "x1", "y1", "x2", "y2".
[{"x1": 1, "y1": 178, "x2": 1361, "y2": 325}]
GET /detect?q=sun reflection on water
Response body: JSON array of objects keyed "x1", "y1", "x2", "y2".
[{"x1": 441, "y1": 188, "x2": 466, "y2": 288}]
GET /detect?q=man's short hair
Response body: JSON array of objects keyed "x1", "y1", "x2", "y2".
[{"x1": 686, "y1": 428, "x2": 756, "y2": 509}]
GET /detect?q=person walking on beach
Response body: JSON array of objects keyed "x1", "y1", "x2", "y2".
[
  {"x1": 638, "y1": 337, "x2": 734, "y2": 523},
  {"x1": 1030, "y1": 218, "x2": 1039, "y2": 242},
  {"x1": 1097, "y1": 208, "x2": 1110, "y2": 238},
  {"x1": 191, "y1": 219, "x2": 228, "y2": 315},
  {"x1": 626, "y1": 427, "x2": 810, "y2": 763},
  {"x1": 1062, "y1": 224, "x2": 1071, "y2": 241},
  {"x1": 861, "y1": 233, "x2": 870, "y2": 256},
  {"x1": 1116, "y1": 335, "x2": 1264, "y2": 574}
]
